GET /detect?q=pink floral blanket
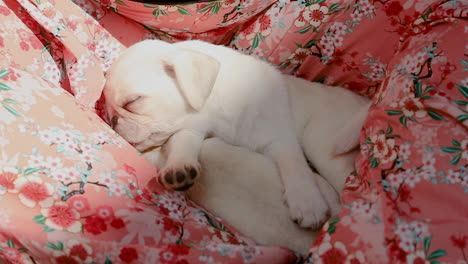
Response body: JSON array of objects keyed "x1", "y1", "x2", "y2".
[{"x1": 0, "y1": 0, "x2": 467, "y2": 263}]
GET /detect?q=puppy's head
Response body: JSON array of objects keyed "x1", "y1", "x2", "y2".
[{"x1": 103, "y1": 40, "x2": 220, "y2": 150}]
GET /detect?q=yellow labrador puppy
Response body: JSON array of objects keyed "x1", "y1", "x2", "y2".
[{"x1": 104, "y1": 40, "x2": 369, "y2": 230}]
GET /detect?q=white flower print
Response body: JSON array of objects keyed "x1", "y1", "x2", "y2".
[
  {"x1": 446, "y1": 170, "x2": 461, "y2": 184},
  {"x1": 387, "y1": 171, "x2": 405, "y2": 188},
  {"x1": 399, "y1": 143, "x2": 412, "y2": 161}
]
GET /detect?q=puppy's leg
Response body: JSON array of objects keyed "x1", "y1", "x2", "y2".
[
  {"x1": 159, "y1": 130, "x2": 205, "y2": 191},
  {"x1": 265, "y1": 139, "x2": 330, "y2": 230}
]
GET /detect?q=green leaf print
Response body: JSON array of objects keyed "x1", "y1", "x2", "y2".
[
  {"x1": 296, "y1": 25, "x2": 312, "y2": 34},
  {"x1": 177, "y1": 7, "x2": 191, "y2": 15},
  {"x1": 143, "y1": 3, "x2": 158, "y2": 8},
  {"x1": 428, "y1": 249, "x2": 447, "y2": 260},
  {"x1": 197, "y1": 2, "x2": 219, "y2": 14},
  {"x1": 0, "y1": 69, "x2": 9, "y2": 79},
  {"x1": 424, "y1": 236, "x2": 431, "y2": 253},
  {"x1": 250, "y1": 34, "x2": 260, "y2": 51},
  {"x1": 115, "y1": 0, "x2": 127, "y2": 5},
  {"x1": 46, "y1": 241, "x2": 64, "y2": 250},
  {"x1": 415, "y1": 82, "x2": 422, "y2": 97},
  {"x1": 304, "y1": 39, "x2": 318, "y2": 48},
  {"x1": 399, "y1": 115, "x2": 408, "y2": 127},
  {"x1": 441, "y1": 147, "x2": 461, "y2": 153},
  {"x1": 370, "y1": 157, "x2": 379, "y2": 168},
  {"x1": 3, "y1": 99, "x2": 16, "y2": 104},
  {"x1": 6, "y1": 239, "x2": 14, "y2": 248},
  {"x1": 386, "y1": 110, "x2": 403, "y2": 115},
  {"x1": 211, "y1": 2, "x2": 220, "y2": 14},
  {"x1": 24, "y1": 168, "x2": 41, "y2": 176},
  {"x1": 2, "y1": 103, "x2": 21, "y2": 117},
  {"x1": 105, "y1": 257, "x2": 113, "y2": 264},
  {"x1": 450, "y1": 153, "x2": 461, "y2": 165},
  {"x1": 33, "y1": 215, "x2": 46, "y2": 225},
  {"x1": 329, "y1": 3, "x2": 341, "y2": 12},
  {"x1": 457, "y1": 114, "x2": 468, "y2": 122},
  {"x1": 0, "y1": 83, "x2": 12, "y2": 91},
  {"x1": 426, "y1": 109, "x2": 446, "y2": 121},
  {"x1": 457, "y1": 84, "x2": 468, "y2": 99}
]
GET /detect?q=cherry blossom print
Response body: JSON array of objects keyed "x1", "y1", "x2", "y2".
[
  {"x1": 14, "y1": 175, "x2": 54, "y2": 208},
  {"x1": 40, "y1": 202, "x2": 82, "y2": 233},
  {"x1": 0, "y1": 167, "x2": 19, "y2": 194}
]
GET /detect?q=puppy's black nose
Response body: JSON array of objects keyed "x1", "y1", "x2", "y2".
[{"x1": 111, "y1": 116, "x2": 118, "y2": 129}]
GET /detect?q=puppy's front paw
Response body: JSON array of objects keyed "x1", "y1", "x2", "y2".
[
  {"x1": 284, "y1": 183, "x2": 330, "y2": 230},
  {"x1": 159, "y1": 163, "x2": 200, "y2": 191}
]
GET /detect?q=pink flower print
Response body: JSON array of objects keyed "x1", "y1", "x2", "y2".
[
  {"x1": 0, "y1": 5, "x2": 11, "y2": 16},
  {"x1": 329, "y1": 22, "x2": 347, "y2": 36},
  {"x1": 399, "y1": 239, "x2": 415, "y2": 252},
  {"x1": 322, "y1": 45, "x2": 334, "y2": 57},
  {"x1": 331, "y1": 35, "x2": 344, "y2": 47},
  {"x1": 288, "y1": 48, "x2": 309, "y2": 64},
  {"x1": 79, "y1": 152, "x2": 94, "y2": 163},
  {"x1": 350, "y1": 11, "x2": 363, "y2": 22},
  {"x1": 461, "y1": 139, "x2": 468, "y2": 161},
  {"x1": 14, "y1": 176, "x2": 54, "y2": 208},
  {"x1": 410, "y1": 221, "x2": 428, "y2": 237},
  {"x1": 95, "y1": 205, "x2": 114, "y2": 220},
  {"x1": 0, "y1": 247, "x2": 23, "y2": 263},
  {"x1": 398, "y1": 144, "x2": 412, "y2": 160},
  {"x1": 388, "y1": 171, "x2": 405, "y2": 188},
  {"x1": 306, "y1": 4, "x2": 329, "y2": 27},
  {"x1": 159, "y1": 250, "x2": 175, "y2": 263},
  {"x1": 461, "y1": 176, "x2": 468, "y2": 189},
  {"x1": 345, "y1": 251, "x2": 365, "y2": 264},
  {"x1": 65, "y1": 240, "x2": 93, "y2": 263},
  {"x1": 45, "y1": 156, "x2": 63, "y2": 171},
  {"x1": 419, "y1": 165, "x2": 436, "y2": 180},
  {"x1": 68, "y1": 195, "x2": 90, "y2": 213},
  {"x1": 41, "y1": 202, "x2": 81, "y2": 233},
  {"x1": 370, "y1": 134, "x2": 397, "y2": 165},
  {"x1": 315, "y1": 240, "x2": 348, "y2": 264},
  {"x1": 391, "y1": 94, "x2": 426, "y2": 118},
  {"x1": 99, "y1": 173, "x2": 114, "y2": 186},
  {"x1": 294, "y1": 14, "x2": 307, "y2": 28},
  {"x1": 39, "y1": 129, "x2": 55, "y2": 145},
  {"x1": 446, "y1": 170, "x2": 461, "y2": 184},
  {"x1": 258, "y1": 15, "x2": 272, "y2": 36},
  {"x1": 359, "y1": 2, "x2": 375, "y2": 16},
  {"x1": 109, "y1": 184, "x2": 126, "y2": 196},
  {"x1": 406, "y1": 251, "x2": 429, "y2": 264},
  {"x1": 405, "y1": 171, "x2": 421, "y2": 188},
  {"x1": 28, "y1": 154, "x2": 46, "y2": 169},
  {"x1": 0, "y1": 167, "x2": 19, "y2": 194},
  {"x1": 422, "y1": 153, "x2": 436, "y2": 168}
]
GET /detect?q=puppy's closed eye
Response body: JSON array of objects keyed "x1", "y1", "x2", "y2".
[{"x1": 122, "y1": 95, "x2": 143, "y2": 113}]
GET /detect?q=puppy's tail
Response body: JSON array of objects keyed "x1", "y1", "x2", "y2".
[{"x1": 332, "y1": 101, "x2": 371, "y2": 155}]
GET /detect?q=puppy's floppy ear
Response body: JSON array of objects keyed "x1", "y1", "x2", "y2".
[{"x1": 163, "y1": 49, "x2": 220, "y2": 111}]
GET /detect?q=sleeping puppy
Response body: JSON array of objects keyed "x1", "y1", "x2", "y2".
[
  {"x1": 144, "y1": 138, "x2": 341, "y2": 255},
  {"x1": 103, "y1": 39, "x2": 370, "y2": 229}
]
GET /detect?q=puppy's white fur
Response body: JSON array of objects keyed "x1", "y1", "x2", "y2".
[
  {"x1": 145, "y1": 138, "x2": 342, "y2": 255},
  {"x1": 104, "y1": 39, "x2": 369, "y2": 231}
]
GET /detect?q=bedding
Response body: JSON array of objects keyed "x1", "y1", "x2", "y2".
[{"x1": 0, "y1": 0, "x2": 466, "y2": 263}]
